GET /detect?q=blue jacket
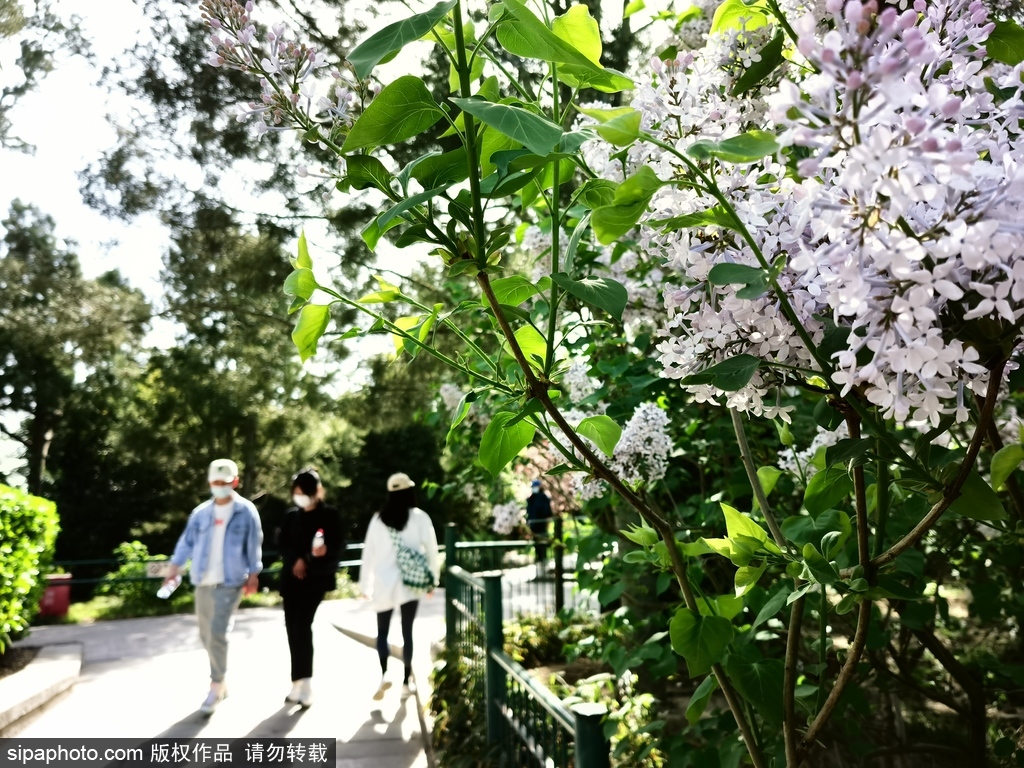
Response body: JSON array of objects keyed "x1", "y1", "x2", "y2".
[{"x1": 171, "y1": 493, "x2": 263, "y2": 587}]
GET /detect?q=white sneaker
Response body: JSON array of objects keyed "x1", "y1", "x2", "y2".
[
  {"x1": 372, "y1": 677, "x2": 392, "y2": 701},
  {"x1": 285, "y1": 681, "x2": 302, "y2": 703},
  {"x1": 402, "y1": 681, "x2": 416, "y2": 697},
  {"x1": 297, "y1": 678, "x2": 313, "y2": 708},
  {"x1": 199, "y1": 684, "x2": 227, "y2": 716}
]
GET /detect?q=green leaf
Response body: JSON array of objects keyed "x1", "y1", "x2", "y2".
[
  {"x1": 781, "y1": 509, "x2": 851, "y2": 550},
  {"x1": 721, "y1": 503, "x2": 770, "y2": 547},
  {"x1": 577, "y1": 415, "x2": 622, "y2": 457},
  {"x1": 685, "y1": 675, "x2": 718, "y2": 725},
  {"x1": 479, "y1": 125, "x2": 523, "y2": 176},
  {"x1": 950, "y1": 469, "x2": 1007, "y2": 521},
  {"x1": 670, "y1": 607, "x2": 734, "y2": 678},
  {"x1": 563, "y1": 212, "x2": 591, "y2": 274},
  {"x1": 446, "y1": 391, "x2": 477, "y2": 446},
  {"x1": 723, "y1": 654, "x2": 784, "y2": 727},
  {"x1": 734, "y1": 563, "x2": 766, "y2": 597},
  {"x1": 292, "y1": 304, "x2": 331, "y2": 362},
  {"x1": 825, "y1": 438, "x2": 875, "y2": 470},
  {"x1": 623, "y1": 523, "x2": 659, "y2": 547},
  {"x1": 591, "y1": 166, "x2": 664, "y2": 243},
  {"x1": 451, "y1": 97, "x2": 564, "y2": 157},
  {"x1": 654, "y1": 206, "x2": 735, "y2": 232},
  {"x1": 376, "y1": 183, "x2": 455, "y2": 230},
  {"x1": 731, "y1": 32, "x2": 785, "y2": 96},
  {"x1": 751, "y1": 587, "x2": 790, "y2": 631},
  {"x1": 361, "y1": 215, "x2": 403, "y2": 252},
  {"x1": 551, "y1": 4, "x2": 601, "y2": 64},
  {"x1": 391, "y1": 315, "x2": 422, "y2": 356},
  {"x1": 801, "y1": 542, "x2": 839, "y2": 585},
  {"x1": 595, "y1": 110, "x2": 642, "y2": 147},
  {"x1": 479, "y1": 411, "x2": 537, "y2": 476},
  {"x1": 577, "y1": 180, "x2": 614, "y2": 210},
  {"x1": 697, "y1": 594, "x2": 744, "y2": 621},
  {"x1": 681, "y1": 354, "x2": 761, "y2": 391},
  {"x1": 512, "y1": 325, "x2": 548, "y2": 369},
  {"x1": 624, "y1": 0, "x2": 645, "y2": 18},
  {"x1": 490, "y1": 275, "x2": 539, "y2": 306},
  {"x1": 710, "y1": 0, "x2": 769, "y2": 34},
  {"x1": 284, "y1": 268, "x2": 318, "y2": 301},
  {"x1": 752, "y1": 466, "x2": 782, "y2": 514},
  {"x1": 343, "y1": 76, "x2": 443, "y2": 152},
  {"x1": 707, "y1": 263, "x2": 765, "y2": 287},
  {"x1": 347, "y1": 0, "x2": 458, "y2": 79},
  {"x1": 986, "y1": 20, "x2": 1024, "y2": 66},
  {"x1": 551, "y1": 273, "x2": 628, "y2": 321},
  {"x1": 410, "y1": 148, "x2": 469, "y2": 189},
  {"x1": 803, "y1": 467, "x2": 854, "y2": 517},
  {"x1": 688, "y1": 130, "x2": 779, "y2": 164},
  {"x1": 345, "y1": 154, "x2": 396, "y2": 193},
  {"x1": 575, "y1": 105, "x2": 637, "y2": 123},
  {"x1": 991, "y1": 444, "x2": 1024, "y2": 491},
  {"x1": 295, "y1": 231, "x2": 312, "y2": 269},
  {"x1": 495, "y1": 0, "x2": 632, "y2": 93},
  {"x1": 357, "y1": 275, "x2": 401, "y2": 304}
]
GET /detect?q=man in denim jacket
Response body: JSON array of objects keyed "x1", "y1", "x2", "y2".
[{"x1": 165, "y1": 459, "x2": 263, "y2": 715}]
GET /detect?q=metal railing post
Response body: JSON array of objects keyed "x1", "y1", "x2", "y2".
[
  {"x1": 553, "y1": 514, "x2": 564, "y2": 614},
  {"x1": 572, "y1": 703, "x2": 610, "y2": 768},
  {"x1": 445, "y1": 523, "x2": 458, "y2": 650},
  {"x1": 483, "y1": 572, "x2": 506, "y2": 745}
]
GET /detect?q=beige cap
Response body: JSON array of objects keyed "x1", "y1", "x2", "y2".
[
  {"x1": 387, "y1": 472, "x2": 415, "y2": 492},
  {"x1": 208, "y1": 459, "x2": 239, "y2": 483}
]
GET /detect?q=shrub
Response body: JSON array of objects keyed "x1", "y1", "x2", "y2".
[
  {"x1": 96, "y1": 541, "x2": 181, "y2": 613},
  {"x1": 0, "y1": 484, "x2": 59, "y2": 650}
]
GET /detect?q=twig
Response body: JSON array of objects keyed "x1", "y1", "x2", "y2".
[
  {"x1": 868, "y1": 361, "x2": 1007, "y2": 571},
  {"x1": 784, "y1": 589, "x2": 806, "y2": 767},
  {"x1": 730, "y1": 408, "x2": 788, "y2": 550},
  {"x1": 800, "y1": 598, "x2": 871, "y2": 753}
]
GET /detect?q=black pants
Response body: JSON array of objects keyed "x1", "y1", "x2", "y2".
[
  {"x1": 376, "y1": 600, "x2": 418, "y2": 682},
  {"x1": 530, "y1": 520, "x2": 549, "y2": 563},
  {"x1": 283, "y1": 586, "x2": 326, "y2": 681}
]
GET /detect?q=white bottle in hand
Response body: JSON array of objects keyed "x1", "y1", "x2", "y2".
[
  {"x1": 312, "y1": 528, "x2": 325, "y2": 554},
  {"x1": 157, "y1": 574, "x2": 182, "y2": 599}
]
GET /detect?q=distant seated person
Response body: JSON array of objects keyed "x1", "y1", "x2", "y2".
[{"x1": 526, "y1": 479, "x2": 552, "y2": 567}]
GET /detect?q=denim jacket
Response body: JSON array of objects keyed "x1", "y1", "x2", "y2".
[{"x1": 171, "y1": 493, "x2": 263, "y2": 587}]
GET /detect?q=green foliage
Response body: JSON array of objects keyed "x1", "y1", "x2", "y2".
[{"x1": 0, "y1": 484, "x2": 59, "y2": 649}]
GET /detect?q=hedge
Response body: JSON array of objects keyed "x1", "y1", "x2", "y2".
[{"x1": 0, "y1": 484, "x2": 59, "y2": 651}]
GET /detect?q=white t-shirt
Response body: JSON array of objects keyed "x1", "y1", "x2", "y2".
[{"x1": 200, "y1": 500, "x2": 235, "y2": 586}]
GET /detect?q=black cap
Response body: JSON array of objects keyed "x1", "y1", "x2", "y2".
[{"x1": 292, "y1": 469, "x2": 321, "y2": 496}]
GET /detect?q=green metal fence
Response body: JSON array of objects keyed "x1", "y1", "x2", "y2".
[{"x1": 446, "y1": 559, "x2": 610, "y2": 767}]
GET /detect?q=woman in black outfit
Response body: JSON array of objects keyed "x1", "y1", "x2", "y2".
[{"x1": 278, "y1": 469, "x2": 343, "y2": 707}]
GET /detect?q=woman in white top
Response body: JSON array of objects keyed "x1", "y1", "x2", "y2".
[{"x1": 358, "y1": 472, "x2": 440, "y2": 697}]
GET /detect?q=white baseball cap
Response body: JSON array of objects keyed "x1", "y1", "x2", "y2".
[
  {"x1": 208, "y1": 459, "x2": 239, "y2": 483},
  {"x1": 387, "y1": 472, "x2": 415, "y2": 492}
]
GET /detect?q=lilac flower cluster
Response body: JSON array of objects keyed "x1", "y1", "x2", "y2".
[
  {"x1": 632, "y1": 0, "x2": 1024, "y2": 428},
  {"x1": 199, "y1": 0, "x2": 355, "y2": 144},
  {"x1": 491, "y1": 500, "x2": 525, "y2": 535}
]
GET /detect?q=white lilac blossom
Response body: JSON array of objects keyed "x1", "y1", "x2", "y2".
[
  {"x1": 629, "y1": 0, "x2": 1024, "y2": 428},
  {"x1": 438, "y1": 383, "x2": 465, "y2": 414},
  {"x1": 564, "y1": 359, "x2": 600, "y2": 403},
  {"x1": 611, "y1": 402, "x2": 674, "y2": 486},
  {"x1": 199, "y1": 0, "x2": 357, "y2": 146},
  {"x1": 491, "y1": 501, "x2": 526, "y2": 535},
  {"x1": 777, "y1": 423, "x2": 849, "y2": 478}
]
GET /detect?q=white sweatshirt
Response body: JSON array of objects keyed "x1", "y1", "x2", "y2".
[{"x1": 358, "y1": 508, "x2": 440, "y2": 612}]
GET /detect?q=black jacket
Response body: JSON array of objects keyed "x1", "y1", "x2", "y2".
[{"x1": 278, "y1": 502, "x2": 344, "y2": 593}]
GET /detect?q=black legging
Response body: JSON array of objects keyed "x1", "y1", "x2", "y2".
[
  {"x1": 283, "y1": 586, "x2": 326, "y2": 681},
  {"x1": 376, "y1": 600, "x2": 419, "y2": 682}
]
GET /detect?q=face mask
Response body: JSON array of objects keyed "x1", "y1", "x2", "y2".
[
  {"x1": 211, "y1": 485, "x2": 234, "y2": 499},
  {"x1": 293, "y1": 494, "x2": 312, "y2": 508}
]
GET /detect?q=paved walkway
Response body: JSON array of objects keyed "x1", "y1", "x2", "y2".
[{"x1": 4, "y1": 595, "x2": 446, "y2": 768}]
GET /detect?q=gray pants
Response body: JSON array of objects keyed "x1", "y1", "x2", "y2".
[{"x1": 195, "y1": 585, "x2": 243, "y2": 684}]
